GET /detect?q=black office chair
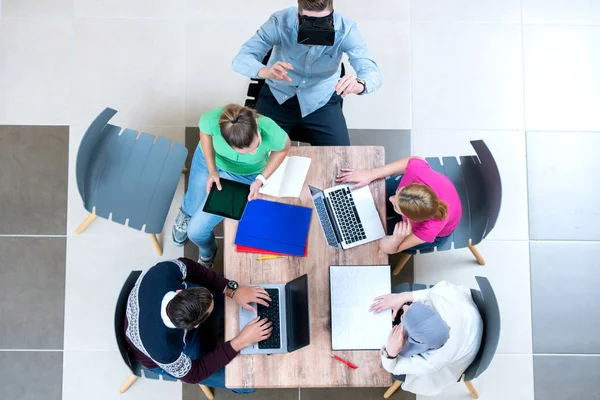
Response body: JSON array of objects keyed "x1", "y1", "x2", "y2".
[
  {"x1": 114, "y1": 271, "x2": 215, "y2": 399},
  {"x1": 392, "y1": 140, "x2": 503, "y2": 275},
  {"x1": 244, "y1": 49, "x2": 346, "y2": 109},
  {"x1": 383, "y1": 277, "x2": 501, "y2": 399}
]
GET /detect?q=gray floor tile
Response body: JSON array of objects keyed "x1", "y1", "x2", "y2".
[
  {"x1": 184, "y1": 238, "x2": 224, "y2": 276},
  {"x1": 302, "y1": 387, "x2": 415, "y2": 400},
  {"x1": 531, "y1": 241, "x2": 600, "y2": 354},
  {"x1": 527, "y1": 131, "x2": 600, "y2": 240},
  {"x1": 183, "y1": 385, "x2": 298, "y2": 400},
  {"x1": 349, "y1": 129, "x2": 411, "y2": 164},
  {"x1": 534, "y1": 355, "x2": 600, "y2": 400},
  {"x1": 0, "y1": 351, "x2": 62, "y2": 400},
  {"x1": 0, "y1": 237, "x2": 65, "y2": 349},
  {"x1": 0, "y1": 126, "x2": 68, "y2": 235}
]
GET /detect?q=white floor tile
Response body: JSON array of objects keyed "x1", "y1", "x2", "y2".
[
  {"x1": 0, "y1": 18, "x2": 72, "y2": 125},
  {"x1": 67, "y1": 124, "x2": 185, "y2": 237},
  {"x1": 1, "y1": 0, "x2": 73, "y2": 17},
  {"x1": 74, "y1": 0, "x2": 186, "y2": 18},
  {"x1": 185, "y1": 20, "x2": 261, "y2": 126},
  {"x1": 414, "y1": 241, "x2": 532, "y2": 354},
  {"x1": 336, "y1": 0, "x2": 409, "y2": 22},
  {"x1": 522, "y1": 0, "x2": 600, "y2": 24},
  {"x1": 343, "y1": 21, "x2": 411, "y2": 130},
  {"x1": 411, "y1": 0, "x2": 521, "y2": 23},
  {"x1": 417, "y1": 355, "x2": 534, "y2": 400},
  {"x1": 186, "y1": 0, "x2": 290, "y2": 21},
  {"x1": 524, "y1": 25, "x2": 600, "y2": 131},
  {"x1": 412, "y1": 23, "x2": 524, "y2": 130},
  {"x1": 64, "y1": 234, "x2": 183, "y2": 351},
  {"x1": 63, "y1": 350, "x2": 182, "y2": 400},
  {"x1": 412, "y1": 130, "x2": 528, "y2": 241},
  {"x1": 72, "y1": 19, "x2": 186, "y2": 127}
]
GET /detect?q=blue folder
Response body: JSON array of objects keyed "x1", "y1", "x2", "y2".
[{"x1": 235, "y1": 199, "x2": 312, "y2": 257}]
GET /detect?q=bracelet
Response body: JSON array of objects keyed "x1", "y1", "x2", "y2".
[{"x1": 256, "y1": 174, "x2": 268, "y2": 187}]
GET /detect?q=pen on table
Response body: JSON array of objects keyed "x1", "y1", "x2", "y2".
[
  {"x1": 257, "y1": 255, "x2": 284, "y2": 261},
  {"x1": 330, "y1": 353, "x2": 358, "y2": 369}
]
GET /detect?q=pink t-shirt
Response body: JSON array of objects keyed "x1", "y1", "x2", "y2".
[{"x1": 398, "y1": 158, "x2": 462, "y2": 243}]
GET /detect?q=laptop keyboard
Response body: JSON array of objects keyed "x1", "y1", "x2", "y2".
[
  {"x1": 329, "y1": 187, "x2": 367, "y2": 244},
  {"x1": 313, "y1": 195, "x2": 340, "y2": 247},
  {"x1": 257, "y1": 288, "x2": 281, "y2": 349}
]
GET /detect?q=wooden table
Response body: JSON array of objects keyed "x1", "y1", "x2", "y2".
[{"x1": 224, "y1": 146, "x2": 392, "y2": 388}]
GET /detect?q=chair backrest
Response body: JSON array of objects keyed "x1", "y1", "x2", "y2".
[
  {"x1": 245, "y1": 49, "x2": 346, "y2": 109},
  {"x1": 114, "y1": 270, "x2": 143, "y2": 377},
  {"x1": 471, "y1": 140, "x2": 502, "y2": 239},
  {"x1": 463, "y1": 276, "x2": 501, "y2": 381}
]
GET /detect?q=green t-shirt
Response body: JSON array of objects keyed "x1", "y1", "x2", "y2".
[{"x1": 199, "y1": 106, "x2": 288, "y2": 175}]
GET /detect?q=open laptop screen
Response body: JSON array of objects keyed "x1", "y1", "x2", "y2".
[{"x1": 285, "y1": 274, "x2": 310, "y2": 352}]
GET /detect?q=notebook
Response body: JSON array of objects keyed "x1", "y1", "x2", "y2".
[
  {"x1": 330, "y1": 265, "x2": 391, "y2": 350},
  {"x1": 235, "y1": 199, "x2": 312, "y2": 257},
  {"x1": 259, "y1": 156, "x2": 311, "y2": 198}
]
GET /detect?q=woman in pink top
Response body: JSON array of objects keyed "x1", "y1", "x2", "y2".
[{"x1": 336, "y1": 157, "x2": 462, "y2": 254}]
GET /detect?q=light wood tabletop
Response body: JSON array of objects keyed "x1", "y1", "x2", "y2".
[{"x1": 224, "y1": 146, "x2": 392, "y2": 388}]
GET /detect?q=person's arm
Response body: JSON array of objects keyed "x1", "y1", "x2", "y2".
[
  {"x1": 232, "y1": 15, "x2": 282, "y2": 79},
  {"x1": 336, "y1": 157, "x2": 424, "y2": 189},
  {"x1": 177, "y1": 258, "x2": 229, "y2": 293},
  {"x1": 199, "y1": 132, "x2": 223, "y2": 192},
  {"x1": 380, "y1": 232, "x2": 425, "y2": 255},
  {"x1": 260, "y1": 136, "x2": 291, "y2": 180},
  {"x1": 381, "y1": 352, "x2": 439, "y2": 376},
  {"x1": 340, "y1": 24, "x2": 382, "y2": 95},
  {"x1": 177, "y1": 343, "x2": 238, "y2": 384}
]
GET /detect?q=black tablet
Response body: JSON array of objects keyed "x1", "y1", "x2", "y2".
[{"x1": 202, "y1": 178, "x2": 250, "y2": 220}]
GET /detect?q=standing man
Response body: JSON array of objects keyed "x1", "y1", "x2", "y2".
[{"x1": 232, "y1": 0, "x2": 382, "y2": 146}]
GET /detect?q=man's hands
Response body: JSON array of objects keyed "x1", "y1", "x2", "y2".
[
  {"x1": 335, "y1": 168, "x2": 375, "y2": 189},
  {"x1": 206, "y1": 172, "x2": 222, "y2": 194},
  {"x1": 370, "y1": 293, "x2": 411, "y2": 320},
  {"x1": 386, "y1": 324, "x2": 407, "y2": 358},
  {"x1": 392, "y1": 220, "x2": 412, "y2": 243},
  {"x1": 248, "y1": 179, "x2": 263, "y2": 201},
  {"x1": 231, "y1": 317, "x2": 273, "y2": 352},
  {"x1": 259, "y1": 61, "x2": 293, "y2": 82},
  {"x1": 335, "y1": 75, "x2": 365, "y2": 98},
  {"x1": 233, "y1": 285, "x2": 271, "y2": 314}
]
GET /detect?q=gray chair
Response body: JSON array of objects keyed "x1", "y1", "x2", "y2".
[
  {"x1": 393, "y1": 140, "x2": 502, "y2": 275},
  {"x1": 383, "y1": 276, "x2": 501, "y2": 399},
  {"x1": 75, "y1": 108, "x2": 188, "y2": 255},
  {"x1": 115, "y1": 271, "x2": 214, "y2": 399}
]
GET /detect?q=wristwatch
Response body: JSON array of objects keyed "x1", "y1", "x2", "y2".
[
  {"x1": 382, "y1": 346, "x2": 397, "y2": 360},
  {"x1": 356, "y1": 78, "x2": 367, "y2": 95},
  {"x1": 256, "y1": 174, "x2": 268, "y2": 187},
  {"x1": 225, "y1": 280, "x2": 239, "y2": 298}
]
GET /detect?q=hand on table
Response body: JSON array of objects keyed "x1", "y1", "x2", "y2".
[
  {"x1": 370, "y1": 293, "x2": 410, "y2": 320},
  {"x1": 206, "y1": 172, "x2": 222, "y2": 194},
  {"x1": 335, "y1": 168, "x2": 374, "y2": 189},
  {"x1": 248, "y1": 179, "x2": 263, "y2": 201},
  {"x1": 386, "y1": 324, "x2": 407, "y2": 358},
  {"x1": 259, "y1": 61, "x2": 293, "y2": 82},
  {"x1": 335, "y1": 75, "x2": 365, "y2": 98},
  {"x1": 233, "y1": 285, "x2": 271, "y2": 314},
  {"x1": 231, "y1": 317, "x2": 273, "y2": 351}
]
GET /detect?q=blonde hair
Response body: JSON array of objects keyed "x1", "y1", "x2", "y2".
[
  {"x1": 397, "y1": 183, "x2": 448, "y2": 222},
  {"x1": 218, "y1": 104, "x2": 259, "y2": 149}
]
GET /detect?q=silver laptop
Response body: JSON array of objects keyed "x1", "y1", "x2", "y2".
[
  {"x1": 238, "y1": 274, "x2": 310, "y2": 354},
  {"x1": 309, "y1": 184, "x2": 385, "y2": 249}
]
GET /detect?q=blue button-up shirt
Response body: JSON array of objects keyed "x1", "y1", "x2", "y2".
[{"x1": 232, "y1": 7, "x2": 382, "y2": 118}]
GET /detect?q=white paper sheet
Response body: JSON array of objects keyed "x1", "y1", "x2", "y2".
[
  {"x1": 259, "y1": 156, "x2": 311, "y2": 198},
  {"x1": 330, "y1": 265, "x2": 392, "y2": 350}
]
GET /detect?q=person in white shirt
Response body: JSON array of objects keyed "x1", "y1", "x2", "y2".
[{"x1": 370, "y1": 281, "x2": 483, "y2": 396}]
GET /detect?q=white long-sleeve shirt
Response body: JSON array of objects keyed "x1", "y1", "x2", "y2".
[{"x1": 381, "y1": 281, "x2": 483, "y2": 396}]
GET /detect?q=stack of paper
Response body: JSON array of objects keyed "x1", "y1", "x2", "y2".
[{"x1": 259, "y1": 156, "x2": 311, "y2": 198}]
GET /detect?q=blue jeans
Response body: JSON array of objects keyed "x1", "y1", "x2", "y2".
[
  {"x1": 151, "y1": 292, "x2": 255, "y2": 394},
  {"x1": 385, "y1": 175, "x2": 448, "y2": 254},
  {"x1": 182, "y1": 147, "x2": 258, "y2": 258}
]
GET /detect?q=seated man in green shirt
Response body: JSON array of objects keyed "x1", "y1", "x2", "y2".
[{"x1": 172, "y1": 104, "x2": 291, "y2": 265}]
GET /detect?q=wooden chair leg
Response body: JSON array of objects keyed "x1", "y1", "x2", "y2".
[
  {"x1": 392, "y1": 253, "x2": 412, "y2": 276},
  {"x1": 463, "y1": 375, "x2": 479, "y2": 399},
  {"x1": 182, "y1": 167, "x2": 189, "y2": 174},
  {"x1": 75, "y1": 210, "x2": 96, "y2": 234},
  {"x1": 119, "y1": 374, "x2": 138, "y2": 394},
  {"x1": 468, "y1": 239, "x2": 486, "y2": 265},
  {"x1": 383, "y1": 380, "x2": 402, "y2": 399},
  {"x1": 199, "y1": 384, "x2": 215, "y2": 400},
  {"x1": 150, "y1": 234, "x2": 163, "y2": 256}
]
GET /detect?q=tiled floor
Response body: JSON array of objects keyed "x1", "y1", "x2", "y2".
[{"x1": 1, "y1": 1, "x2": 600, "y2": 400}]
